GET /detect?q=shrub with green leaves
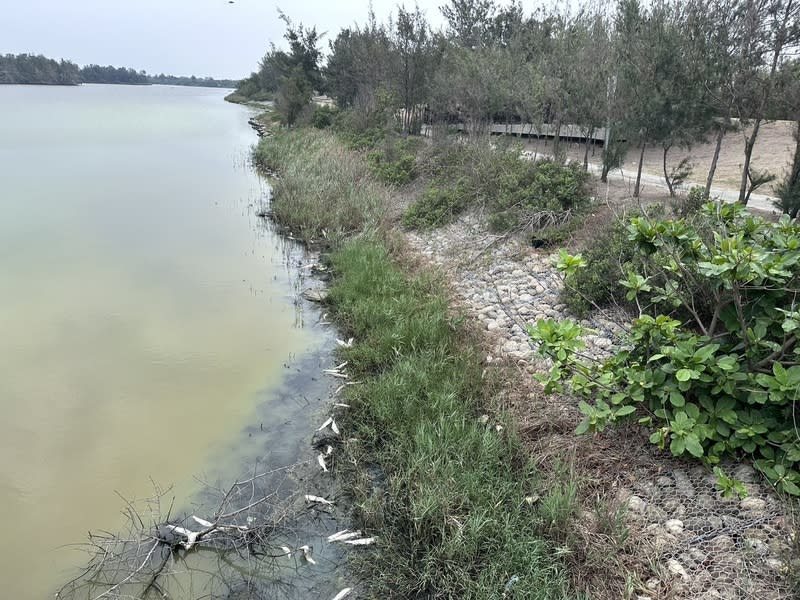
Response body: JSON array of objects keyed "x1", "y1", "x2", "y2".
[
  {"x1": 403, "y1": 138, "x2": 590, "y2": 231},
  {"x1": 311, "y1": 105, "x2": 338, "y2": 129},
  {"x1": 531, "y1": 203, "x2": 800, "y2": 495},
  {"x1": 365, "y1": 135, "x2": 423, "y2": 186},
  {"x1": 559, "y1": 216, "x2": 644, "y2": 317}
]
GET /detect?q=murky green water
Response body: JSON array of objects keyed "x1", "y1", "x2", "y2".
[{"x1": 0, "y1": 84, "x2": 316, "y2": 598}]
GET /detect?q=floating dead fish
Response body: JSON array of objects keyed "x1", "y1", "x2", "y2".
[
  {"x1": 326, "y1": 529, "x2": 351, "y2": 542},
  {"x1": 166, "y1": 524, "x2": 200, "y2": 550},
  {"x1": 304, "y1": 494, "x2": 334, "y2": 505},
  {"x1": 279, "y1": 545, "x2": 292, "y2": 556},
  {"x1": 344, "y1": 537, "x2": 376, "y2": 545},
  {"x1": 317, "y1": 454, "x2": 328, "y2": 472},
  {"x1": 192, "y1": 516, "x2": 214, "y2": 528},
  {"x1": 331, "y1": 589, "x2": 352, "y2": 600},
  {"x1": 331, "y1": 531, "x2": 364, "y2": 542},
  {"x1": 336, "y1": 337, "x2": 354, "y2": 348},
  {"x1": 317, "y1": 416, "x2": 334, "y2": 431},
  {"x1": 299, "y1": 544, "x2": 316, "y2": 564},
  {"x1": 323, "y1": 370, "x2": 349, "y2": 379}
]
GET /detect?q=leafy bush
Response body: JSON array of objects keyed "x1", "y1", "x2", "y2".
[
  {"x1": 403, "y1": 138, "x2": 590, "y2": 230},
  {"x1": 402, "y1": 181, "x2": 470, "y2": 229},
  {"x1": 671, "y1": 186, "x2": 708, "y2": 218},
  {"x1": 558, "y1": 208, "x2": 663, "y2": 317},
  {"x1": 532, "y1": 203, "x2": 800, "y2": 495},
  {"x1": 366, "y1": 136, "x2": 423, "y2": 186},
  {"x1": 311, "y1": 105, "x2": 338, "y2": 129}
]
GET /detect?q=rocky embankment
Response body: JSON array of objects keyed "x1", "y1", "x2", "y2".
[{"x1": 407, "y1": 212, "x2": 796, "y2": 600}]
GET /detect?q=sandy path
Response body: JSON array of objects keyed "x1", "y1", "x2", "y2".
[{"x1": 523, "y1": 120, "x2": 796, "y2": 212}]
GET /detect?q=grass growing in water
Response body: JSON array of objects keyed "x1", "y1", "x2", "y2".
[
  {"x1": 328, "y1": 239, "x2": 574, "y2": 599},
  {"x1": 253, "y1": 129, "x2": 388, "y2": 244}
]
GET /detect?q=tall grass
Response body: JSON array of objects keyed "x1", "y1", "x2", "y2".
[
  {"x1": 329, "y1": 240, "x2": 574, "y2": 599},
  {"x1": 253, "y1": 130, "x2": 388, "y2": 244}
]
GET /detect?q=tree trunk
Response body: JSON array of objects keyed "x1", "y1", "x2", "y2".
[
  {"x1": 738, "y1": 118, "x2": 761, "y2": 205},
  {"x1": 583, "y1": 127, "x2": 592, "y2": 171},
  {"x1": 737, "y1": 0, "x2": 794, "y2": 204},
  {"x1": 663, "y1": 143, "x2": 675, "y2": 196},
  {"x1": 705, "y1": 116, "x2": 728, "y2": 196},
  {"x1": 552, "y1": 119, "x2": 562, "y2": 161},
  {"x1": 789, "y1": 122, "x2": 800, "y2": 219},
  {"x1": 634, "y1": 137, "x2": 647, "y2": 198}
]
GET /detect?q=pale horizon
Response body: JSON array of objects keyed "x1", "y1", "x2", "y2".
[{"x1": 0, "y1": 0, "x2": 453, "y2": 80}]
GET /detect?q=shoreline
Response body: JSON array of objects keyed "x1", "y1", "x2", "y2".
[{"x1": 51, "y1": 107, "x2": 356, "y2": 599}]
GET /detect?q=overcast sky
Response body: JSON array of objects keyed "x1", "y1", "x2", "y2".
[{"x1": 0, "y1": 0, "x2": 451, "y2": 79}]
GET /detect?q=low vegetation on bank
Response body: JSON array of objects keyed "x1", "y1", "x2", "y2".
[{"x1": 254, "y1": 129, "x2": 591, "y2": 598}]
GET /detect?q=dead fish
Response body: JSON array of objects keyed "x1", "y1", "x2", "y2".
[
  {"x1": 317, "y1": 416, "x2": 333, "y2": 431},
  {"x1": 330, "y1": 419, "x2": 340, "y2": 435},
  {"x1": 325, "y1": 445, "x2": 334, "y2": 456},
  {"x1": 299, "y1": 544, "x2": 316, "y2": 564},
  {"x1": 334, "y1": 402, "x2": 351, "y2": 408},
  {"x1": 336, "y1": 337, "x2": 354, "y2": 348},
  {"x1": 326, "y1": 529, "x2": 351, "y2": 542},
  {"x1": 304, "y1": 494, "x2": 334, "y2": 505},
  {"x1": 279, "y1": 545, "x2": 292, "y2": 556},
  {"x1": 344, "y1": 537, "x2": 376, "y2": 545},
  {"x1": 317, "y1": 454, "x2": 328, "y2": 472},
  {"x1": 192, "y1": 516, "x2": 214, "y2": 528},
  {"x1": 331, "y1": 531, "x2": 364, "y2": 542},
  {"x1": 331, "y1": 589, "x2": 353, "y2": 600},
  {"x1": 165, "y1": 525, "x2": 200, "y2": 550},
  {"x1": 323, "y1": 370, "x2": 349, "y2": 379}
]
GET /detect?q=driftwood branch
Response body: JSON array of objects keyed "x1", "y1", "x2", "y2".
[{"x1": 55, "y1": 462, "x2": 326, "y2": 600}]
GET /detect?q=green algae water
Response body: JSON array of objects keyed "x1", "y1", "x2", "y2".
[{"x1": 0, "y1": 84, "x2": 315, "y2": 598}]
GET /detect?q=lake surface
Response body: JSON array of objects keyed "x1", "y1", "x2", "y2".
[{"x1": 0, "y1": 84, "x2": 316, "y2": 598}]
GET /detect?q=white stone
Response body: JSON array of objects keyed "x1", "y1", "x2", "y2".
[
  {"x1": 627, "y1": 495, "x2": 646, "y2": 513},
  {"x1": 666, "y1": 559, "x2": 688, "y2": 580},
  {"x1": 664, "y1": 519, "x2": 684, "y2": 535},
  {"x1": 739, "y1": 497, "x2": 766, "y2": 513}
]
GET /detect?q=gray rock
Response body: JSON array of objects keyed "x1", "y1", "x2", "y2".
[
  {"x1": 672, "y1": 469, "x2": 696, "y2": 497},
  {"x1": 666, "y1": 558, "x2": 689, "y2": 580},
  {"x1": 627, "y1": 495, "x2": 647, "y2": 514},
  {"x1": 665, "y1": 519, "x2": 684, "y2": 535},
  {"x1": 739, "y1": 496, "x2": 766, "y2": 514}
]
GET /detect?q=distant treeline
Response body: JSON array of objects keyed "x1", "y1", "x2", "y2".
[{"x1": 0, "y1": 54, "x2": 239, "y2": 88}]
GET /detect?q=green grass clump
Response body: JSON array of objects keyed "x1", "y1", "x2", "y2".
[
  {"x1": 252, "y1": 129, "x2": 387, "y2": 243},
  {"x1": 328, "y1": 239, "x2": 574, "y2": 599}
]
